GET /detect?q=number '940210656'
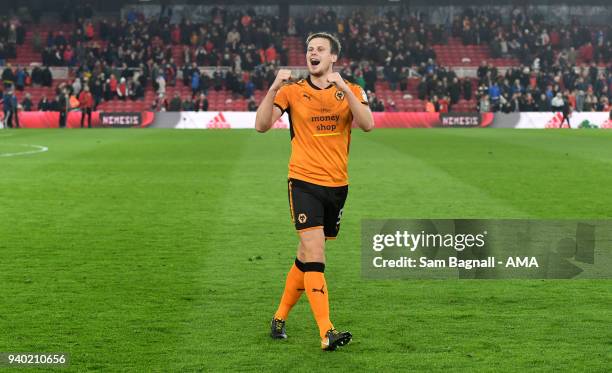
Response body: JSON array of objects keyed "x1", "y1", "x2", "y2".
[{"x1": 0, "y1": 353, "x2": 69, "y2": 366}]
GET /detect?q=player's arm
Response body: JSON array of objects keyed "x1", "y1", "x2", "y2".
[
  {"x1": 327, "y1": 73, "x2": 374, "y2": 132},
  {"x1": 255, "y1": 69, "x2": 292, "y2": 133}
]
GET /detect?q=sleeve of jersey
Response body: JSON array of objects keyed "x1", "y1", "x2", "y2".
[
  {"x1": 273, "y1": 85, "x2": 290, "y2": 114},
  {"x1": 351, "y1": 84, "x2": 369, "y2": 106}
]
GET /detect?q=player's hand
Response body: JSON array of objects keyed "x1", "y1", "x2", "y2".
[
  {"x1": 270, "y1": 69, "x2": 292, "y2": 92},
  {"x1": 326, "y1": 72, "x2": 349, "y2": 92}
]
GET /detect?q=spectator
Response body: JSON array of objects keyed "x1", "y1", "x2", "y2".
[
  {"x1": 38, "y1": 95, "x2": 50, "y2": 111},
  {"x1": 537, "y1": 93, "x2": 551, "y2": 112},
  {"x1": 244, "y1": 78, "x2": 255, "y2": 99},
  {"x1": 32, "y1": 31, "x2": 42, "y2": 52},
  {"x1": 41, "y1": 67, "x2": 53, "y2": 87},
  {"x1": 265, "y1": 44, "x2": 277, "y2": 63},
  {"x1": 488, "y1": 82, "x2": 501, "y2": 110},
  {"x1": 448, "y1": 77, "x2": 461, "y2": 105},
  {"x1": 117, "y1": 77, "x2": 128, "y2": 100},
  {"x1": 363, "y1": 65, "x2": 377, "y2": 93},
  {"x1": 584, "y1": 93, "x2": 597, "y2": 112},
  {"x1": 151, "y1": 94, "x2": 168, "y2": 112},
  {"x1": 384, "y1": 65, "x2": 400, "y2": 91},
  {"x1": 85, "y1": 22, "x2": 95, "y2": 40},
  {"x1": 91, "y1": 75, "x2": 103, "y2": 109},
  {"x1": 182, "y1": 96, "x2": 194, "y2": 111},
  {"x1": 520, "y1": 93, "x2": 537, "y2": 111},
  {"x1": 247, "y1": 96, "x2": 257, "y2": 111},
  {"x1": 438, "y1": 96, "x2": 449, "y2": 113},
  {"x1": 369, "y1": 92, "x2": 384, "y2": 112},
  {"x1": 194, "y1": 93, "x2": 208, "y2": 112},
  {"x1": 2, "y1": 64, "x2": 15, "y2": 88},
  {"x1": 417, "y1": 77, "x2": 427, "y2": 100},
  {"x1": 561, "y1": 97, "x2": 572, "y2": 127},
  {"x1": 165, "y1": 63, "x2": 176, "y2": 86},
  {"x1": 79, "y1": 85, "x2": 93, "y2": 128},
  {"x1": 425, "y1": 98, "x2": 436, "y2": 113},
  {"x1": 72, "y1": 77, "x2": 82, "y2": 96},
  {"x1": 551, "y1": 92, "x2": 564, "y2": 112},
  {"x1": 130, "y1": 81, "x2": 144, "y2": 101},
  {"x1": 21, "y1": 92, "x2": 32, "y2": 111},
  {"x1": 156, "y1": 74, "x2": 166, "y2": 96},
  {"x1": 15, "y1": 68, "x2": 26, "y2": 91},
  {"x1": 107, "y1": 73, "x2": 118, "y2": 92},
  {"x1": 3, "y1": 89, "x2": 18, "y2": 128},
  {"x1": 354, "y1": 70, "x2": 366, "y2": 91},
  {"x1": 599, "y1": 97, "x2": 611, "y2": 112},
  {"x1": 169, "y1": 93, "x2": 182, "y2": 111},
  {"x1": 226, "y1": 28, "x2": 241, "y2": 47},
  {"x1": 213, "y1": 68, "x2": 224, "y2": 91},
  {"x1": 462, "y1": 78, "x2": 473, "y2": 101},
  {"x1": 58, "y1": 89, "x2": 69, "y2": 128},
  {"x1": 478, "y1": 94, "x2": 491, "y2": 112}
]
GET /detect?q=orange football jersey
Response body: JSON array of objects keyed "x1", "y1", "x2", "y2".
[{"x1": 274, "y1": 76, "x2": 369, "y2": 187}]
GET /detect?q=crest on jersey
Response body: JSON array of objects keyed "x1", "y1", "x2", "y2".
[
  {"x1": 335, "y1": 90, "x2": 345, "y2": 101},
  {"x1": 360, "y1": 88, "x2": 368, "y2": 102}
]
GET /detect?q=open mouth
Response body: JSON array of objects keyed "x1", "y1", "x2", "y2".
[{"x1": 310, "y1": 59, "x2": 320, "y2": 66}]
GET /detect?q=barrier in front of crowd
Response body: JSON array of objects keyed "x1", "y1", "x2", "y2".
[{"x1": 3, "y1": 111, "x2": 610, "y2": 129}]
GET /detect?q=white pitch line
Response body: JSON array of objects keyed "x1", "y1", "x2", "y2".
[{"x1": 0, "y1": 144, "x2": 49, "y2": 157}]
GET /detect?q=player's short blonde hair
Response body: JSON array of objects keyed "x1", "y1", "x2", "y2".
[{"x1": 306, "y1": 32, "x2": 341, "y2": 56}]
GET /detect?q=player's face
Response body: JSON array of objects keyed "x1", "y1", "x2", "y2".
[{"x1": 306, "y1": 38, "x2": 337, "y2": 77}]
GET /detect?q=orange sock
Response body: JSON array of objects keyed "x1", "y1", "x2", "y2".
[
  {"x1": 274, "y1": 259, "x2": 305, "y2": 320},
  {"x1": 304, "y1": 264, "x2": 333, "y2": 339}
]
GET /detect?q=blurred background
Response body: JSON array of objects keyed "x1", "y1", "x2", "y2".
[{"x1": 0, "y1": 0, "x2": 609, "y2": 114}]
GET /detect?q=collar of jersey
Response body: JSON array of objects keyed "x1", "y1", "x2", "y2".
[{"x1": 307, "y1": 75, "x2": 334, "y2": 90}]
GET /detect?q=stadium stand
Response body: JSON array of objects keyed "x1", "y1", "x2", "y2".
[{"x1": 0, "y1": 6, "x2": 610, "y2": 113}]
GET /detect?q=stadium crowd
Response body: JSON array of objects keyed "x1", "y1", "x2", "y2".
[
  {"x1": 0, "y1": 20, "x2": 27, "y2": 65},
  {"x1": 0, "y1": 6, "x2": 611, "y2": 113},
  {"x1": 297, "y1": 8, "x2": 611, "y2": 112},
  {"x1": 473, "y1": 62, "x2": 611, "y2": 113}
]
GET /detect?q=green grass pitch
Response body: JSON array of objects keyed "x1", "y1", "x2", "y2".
[{"x1": 0, "y1": 128, "x2": 611, "y2": 372}]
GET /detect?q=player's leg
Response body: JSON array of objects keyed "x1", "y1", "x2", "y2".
[
  {"x1": 299, "y1": 228, "x2": 351, "y2": 350},
  {"x1": 271, "y1": 249, "x2": 306, "y2": 339},
  {"x1": 322, "y1": 185, "x2": 348, "y2": 241},
  {"x1": 299, "y1": 228, "x2": 332, "y2": 335},
  {"x1": 273, "y1": 245, "x2": 306, "y2": 320},
  {"x1": 315, "y1": 184, "x2": 351, "y2": 350},
  {"x1": 270, "y1": 180, "x2": 323, "y2": 339},
  {"x1": 299, "y1": 181, "x2": 351, "y2": 350}
]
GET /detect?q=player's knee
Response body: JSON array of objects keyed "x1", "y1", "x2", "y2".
[
  {"x1": 301, "y1": 248, "x2": 325, "y2": 263},
  {"x1": 299, "y1": 230, "x2": 325, "y2": 262}
]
